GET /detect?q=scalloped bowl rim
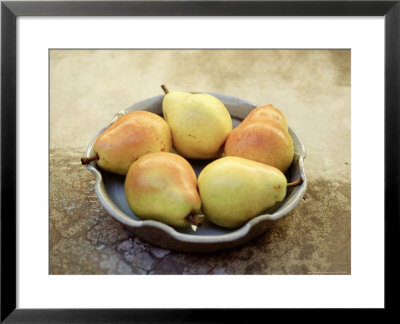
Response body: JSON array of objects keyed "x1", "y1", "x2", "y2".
[{"x1": 84, "y1": 93, "x2": 307, "y2": 245}]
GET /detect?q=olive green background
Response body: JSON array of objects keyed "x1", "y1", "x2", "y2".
[{"x1": 50, "y1": 49, "x2": 350, "y2": 274}]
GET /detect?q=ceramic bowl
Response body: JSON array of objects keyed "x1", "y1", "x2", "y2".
[{"x1": 83, "y1": 93, "x2": 307, "y2": 253}]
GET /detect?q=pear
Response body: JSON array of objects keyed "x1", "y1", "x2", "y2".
[
  {"x1": 198, "y1": 156, "x2": 301, "y2": 228},
  {"x1": 224, "y1": 105, "x2": 294, "y2": 173},
  {"x1": 81, "y1": 111, "x2": 172, "y2": 175},
  {"x1": 161, "y1": 85, "x2": 232, "y2": 159},
  {"x1": 124, "y1": 152, "x2": 202, "y2": 227}
]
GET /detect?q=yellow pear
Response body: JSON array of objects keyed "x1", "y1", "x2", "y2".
[
  {"x1": 161, "y1": 85, "x2": 232, "y2": 159},
  {"x1": 224, "y1": 105, "x2": 294, "y2": 173},
  {"x1": 82, "y1": 111, "x2": 172, "y2": 175},
  {"x1": 198, "y1": 156, "x2": 289, "y2": 228},
  {"x1": 124, "y1": 152, "x2": 202, "y2": 227}
]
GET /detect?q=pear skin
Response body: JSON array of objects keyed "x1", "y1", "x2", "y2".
[
  {"x1": 162, "y1": 90, "x2": 232, "y2": 159},
  {"x1": 198, "y1": 156, "x2": 287, "y2": 228},
  {"x1": 124, "y1": 152, "x2": 201, "y2": 227},
  {"x1": 224, "y1": 105, "x2": 294, "y2": 173},
  {"x1": 93, "y1": 111, "x2": 172, "y2": 175}
]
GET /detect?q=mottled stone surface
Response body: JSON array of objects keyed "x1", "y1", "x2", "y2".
[{"x1": 49, "y1": 50, "x2": 351, "y2": 275}]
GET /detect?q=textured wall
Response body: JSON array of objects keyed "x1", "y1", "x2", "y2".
[{"x1": 49, "y1": 49, "x2": 350, "y2": 274}]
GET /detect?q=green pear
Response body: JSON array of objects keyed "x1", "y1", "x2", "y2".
[
  {"x1": 161, "y1": 85, "x2": 232, "y2": 159},
  {"x1": 81, "y1": 111, "x2": 172, "y2": 175},
  {"x1": 124, "y1": 152, "x2": 202, "y2": 227},
  {"x1": 198, "y1": 156, "x2": 289, "y2": 228}
]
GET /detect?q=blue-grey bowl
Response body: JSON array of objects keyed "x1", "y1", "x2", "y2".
[{"x1": 83, "y1": 93, "x2": 307, "y2": 252}]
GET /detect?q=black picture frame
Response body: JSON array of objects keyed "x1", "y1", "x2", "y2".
[{"x1": 1, "y1": 0, "x2": 399, "y2": 322}]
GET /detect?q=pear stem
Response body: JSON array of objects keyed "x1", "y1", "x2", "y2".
[
  {"x1": 287, "y1": 177, "x2": 303, "y2": 188},
  {"x1": 81, "y1": 153, "x2": 99, "y2": 165},
  {"x1": 186, "y1": 213, "x2": 202, "y2": 227},
  {"x1": 161, "y1": 84, "x2": 169, "y2": 94}
]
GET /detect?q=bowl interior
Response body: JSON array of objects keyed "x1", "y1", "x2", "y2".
[{"x1": 86, "y1": 93, "x2": 306, "y2": 238}]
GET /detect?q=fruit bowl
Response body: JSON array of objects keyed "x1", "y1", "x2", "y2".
[{"x1": 83, "y1": 93, "x2": 307, "y2": 253}]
